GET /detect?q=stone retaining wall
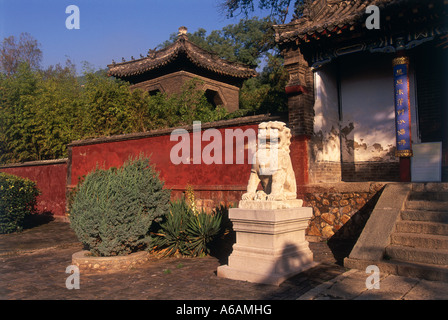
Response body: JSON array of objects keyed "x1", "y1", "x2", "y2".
[{"x1": 299, "y1": 182, "x2": 386, "y2": 241}]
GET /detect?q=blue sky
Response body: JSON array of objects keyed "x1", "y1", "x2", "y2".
[{"x1": 0, "y1": 0, "x2": 272, "y2": 72}]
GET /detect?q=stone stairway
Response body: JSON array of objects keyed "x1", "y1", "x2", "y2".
[{"x1": 384, "y1": 190, "x2": 448, "y2": 282}]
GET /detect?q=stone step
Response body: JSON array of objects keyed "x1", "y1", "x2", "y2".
[
  {"x1": 408, "y1": 191, "x2": 448, "y2": 202},
  {"x1": 344, "y1": 257, "x2": 448, "y2": 283},
  {"x1": 395, "y1": 220, "x2": 448, "y2": 235},
  {"x1": 390, "y1": 232, "x2": 448, "y2": 250},
  {"x1": 401, "y1": 210, "x2": 448, "y2": 223},
  {"x1": 405, "y1": 200, "x2": 448, "y2": 212},
  {"x1": 385, "y1": 244, "x2": 448, "y2": 265},
  {"x1": 382, "y1": 259, "x2": 448, "y2": 282}
]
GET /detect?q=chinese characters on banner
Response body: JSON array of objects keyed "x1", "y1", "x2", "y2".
[{"x1": 393, "y1": 56, "x2": 413, "y2": 157}]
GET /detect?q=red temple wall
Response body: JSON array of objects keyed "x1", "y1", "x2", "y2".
[
  {"x1": 0, "y1": 116, "x2": 309, "y2": 216},
  {"x1": 0, "y1": 160, "x2": 68, "y2": 217},
  {"x1": 67, "y1": 117, "x2": 308, "y2": 210}
]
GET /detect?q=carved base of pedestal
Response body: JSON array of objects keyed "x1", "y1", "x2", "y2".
[
  {"x1": 217, "y1": 206, "x2": 316, "y2": 286},
  {"x1": 217, "y1": 244, "x2": 317, "y2": 286}
]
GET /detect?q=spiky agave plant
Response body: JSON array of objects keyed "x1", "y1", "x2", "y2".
[
  {"x1": 151, "y1": 197, "x2": 224, "y2": 257},
  {"x1": 151, "y1": 198, "x2": 193, "y2": 257},
  {"x1": 186, "y1": 208, "x2": 223, "y2": 257}
]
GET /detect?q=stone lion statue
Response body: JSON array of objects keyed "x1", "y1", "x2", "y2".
[{"x1": 242, "y1": 121, "x2": 297, "y2": 201}]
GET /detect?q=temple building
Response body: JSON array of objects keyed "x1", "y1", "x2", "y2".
[
  {"x1": 107, "y1": 27, "x2": 257, "y2": 112},
  {"x1": 274, "y1": 0, "x2": 448, "y2": 183}
]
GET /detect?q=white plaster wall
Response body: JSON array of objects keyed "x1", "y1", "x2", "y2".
[
  {"x1": 339, "y1": 53, "x2": 403, "y2": 163},
  {"x1": 312, "y1": 64, "x2": 341, "y2": 162},
  {"x1": 312, "y1": 52, "x2": 418, "y2": 166}
]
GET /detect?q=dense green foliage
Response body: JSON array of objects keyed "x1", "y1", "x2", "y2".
[
  {"x1": 0, "y1": 172, "x2": 40, "y2": 234},
  {"x1": 151, "y1": 197, "x2": 224, "y2": 257},
  {"x1": 239, "y1": 52, "x2": 288, "y2": 114},
  {"x1": 0, "y1": 62, "x2": 231, "y2": 164},
  {"x1": 68, "y1": 155, "x2": 171, "y2": 257},
  {"x1": 1, "y1": 17, "x2": 289, "y2": 164}
]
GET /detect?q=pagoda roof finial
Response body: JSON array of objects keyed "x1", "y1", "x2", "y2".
[{"x1": 178, "y1": 26, "x2": 188, "y2": 38}]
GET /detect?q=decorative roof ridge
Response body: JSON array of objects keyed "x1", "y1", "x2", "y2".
[
  {"x1": 108, "y1": 37, "x2": 184, "y2": 68},
  {"x1": 180, "y1": 36, "x2": 256, "y2": 70},
  {"x1": 274, "y1": 0, "x2": 437, "y2": 44},
  {"x1": 108, "y1": 27, "x2": 257, "y2": 79}
]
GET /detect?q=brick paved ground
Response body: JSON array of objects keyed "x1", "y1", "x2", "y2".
[{"x1": 0, "y1": 220, "x2": 349, "y2": 300}]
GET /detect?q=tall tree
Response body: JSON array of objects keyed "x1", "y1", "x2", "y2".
[
  {"x1": 0, "y1": 33, "x2": 42, "y2": 76},
  {"x1": 219, "y1": 0, "x2": 306, "y2": 24}
]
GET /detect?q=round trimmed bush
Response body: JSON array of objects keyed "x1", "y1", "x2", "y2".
[
  {"x1": 0, "y1": 172, "x2": 40, "y2": 234},
  {"x1": 69, "y1": 155, "x2": 171, "y2": 257}
]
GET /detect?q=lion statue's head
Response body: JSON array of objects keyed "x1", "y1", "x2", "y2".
[{"x1": 257, "y1": 121, "x2": 291, "y2": 153}]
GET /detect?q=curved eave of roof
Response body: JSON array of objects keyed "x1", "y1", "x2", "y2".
[
  {"x1": 108, "y1": 36, "x2": 257, "y2": 79},
  {"x1": 274, "y1": 0, "x2": 411, "y2": 44}
]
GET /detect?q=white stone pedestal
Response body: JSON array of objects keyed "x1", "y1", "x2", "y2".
[{"x1": 217, "y1": 205, "x2": 316, "y2": 286}]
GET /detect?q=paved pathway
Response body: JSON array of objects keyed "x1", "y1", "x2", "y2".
[
  {"x1": 298, "y1": 268, "x2": 448, "y2": 300},
  {"x1": 0, "y1": 220, "x2": 446, "y2": 300}
]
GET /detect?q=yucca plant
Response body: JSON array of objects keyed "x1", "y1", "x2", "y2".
[
  {"x1": 151, "y1": 198, "x2": 193, "y2": 257},
  {"x1": 187, "y1": 210, "x2": 222, "y2": 257},
  {"x1": 151, "y1": 196, "x2": 224, "y2": 257}
]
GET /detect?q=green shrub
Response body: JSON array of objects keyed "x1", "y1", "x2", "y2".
[
  {"x1": 0, "y1": 172, "x2": 40, "y2": 234},
  {"x1": 151, "y1": 197, "x2": 224, "y2": 257},
  {"x1": 68, "y1": 155, "x2": 171, "y2": 257}
]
